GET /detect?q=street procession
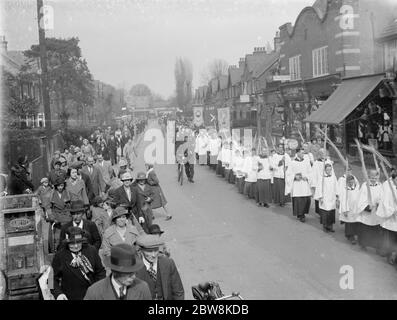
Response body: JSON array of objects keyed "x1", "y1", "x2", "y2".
[{"x1": 1, "y1": 0, "x2": 397, "y2": 303}]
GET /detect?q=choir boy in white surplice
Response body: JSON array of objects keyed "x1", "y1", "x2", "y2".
[
  {"x1": 376, "y1": 173, "x2": 397, "y2": 263},
  {"x1": 243, "y1": 149, "x2": 259, "y2": 200},
  {"x1": 195, "y1": 130, "x2": 209, "y2": 165},
  {"x1": 302, "y1": 143, "x2": 314, "y2": 167},
  {"x1": 337, "y1": 175, "x2": 360, "y2": 244},
  {"x1": 314, "y1": 163, "x2": 338, "y2": 232},
  {"x1": 256, "y1": 150, "x2": 272, "y2": 208},
  {"x1": 222, "y1": 141, "x2": 232, "y2": 181},
  {"x1": 208, "y1": 133, "x2": 221, "y2": 170},
  {"x1": 271, "y1": 144, "x2": 291, "y2": 207},
  {"x1": 286, "y1": 148, "x2": 312, "y2": 222},
  {"x1": 312, "y1": 148, "x2": 334, "y2": 216},
  {"x1": 355, "y1": 170, "x2": 383, "y2": 250},
  {"x1": 216, "y1": 137, "x2": 224, "y2": 176},
  {"x1": 233, "y1": 150, "x2": 245, "y2": 194}
]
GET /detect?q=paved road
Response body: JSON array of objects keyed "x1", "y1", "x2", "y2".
[{"x1": 133, "y1": 121, "x2": 397, "y2": 300}]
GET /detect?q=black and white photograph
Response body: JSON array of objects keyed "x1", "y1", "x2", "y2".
[{"x1": 1, "y1": 0, "x2": 397, "y2": 303}]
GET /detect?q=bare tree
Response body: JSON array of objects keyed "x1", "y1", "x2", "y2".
[
  {"x1": 200, "y1": 58, "x2": 229, "y2": 84},
  {"x1": 174, "y1": 57, "x2": 193, "y2": 112}
]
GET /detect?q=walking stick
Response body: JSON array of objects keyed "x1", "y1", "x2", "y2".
[
  {"x1": 380, "y1": 161, "x2": 397, "y2": 208},
  {"x1": 321, "y1": 125, "x2": 328, "y2": 199},
  {"x1": 355, "y1": 139, "x2": 373, "y2": 208}
]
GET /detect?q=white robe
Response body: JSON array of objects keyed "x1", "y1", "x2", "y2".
[
  {"x1": 243, "y1": 156, "x2": 258, "y2": 183},
  {"x1": 195, "y1": 135, "x2": 209, "y2": 156},
  {"x1": 314, "y1": 174, "x2": 337, "y2": 211},
  {"x1": 286, "y1": 158, "x2": 312, "y2": 197},
  {"x1": 355, "y1": 183, "x2": 383, "y2": 226},
  {"x1": 221, "y1": 147, "x2": 231, "y2": 167},
  {"x1": 208, "y1": 138, "x2": 221, "y2": 156},
  {"x1": 233, "y1": 156, "x2": 245, "y2": 178},
  {"x1": 271, "y1": 153, "x2": 291, "y2": 179},
  {"x1": 303, "y1": 152, "x2": 314, "y2": 166},
  {"x1": 257, "y1": 158, "x2": 272, "y2": 180},
  {"x1": 337, "y1": 180, "x2": 360, "y2": 223},
  {"x1": 376, "y1": 181, "x2": 397, "y2": 231},
  {"x1": 311, "y1": 159, "x2": 334, "y2": 190}
]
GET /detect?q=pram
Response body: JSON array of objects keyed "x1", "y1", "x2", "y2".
[{"x1": 192, "y1": 281, "x2": 243, "y2": 300}]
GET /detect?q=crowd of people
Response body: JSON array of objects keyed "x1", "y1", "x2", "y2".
[
  {"x1": 178, "y1": 126, "x2": 397, "y2": 271},
  {"x1": 3, "y1": 118, "x2": 185, "y2": 300}
]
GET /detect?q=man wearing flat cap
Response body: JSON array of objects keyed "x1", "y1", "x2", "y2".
[
  {"x1": 59, "y1": 200, "x2": 102, "y2": 251},
  {"x1": 136, "y1": 234, "x2": 184, "y2": 300},
  {"x1": 84, "y1": 243, "x2": 151, "y2": 300},
  {"x1": 113, "y1": 171, "x2": 145, "y2": 229}
]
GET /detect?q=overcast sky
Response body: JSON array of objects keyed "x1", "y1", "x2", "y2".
[{"x1": 1, "y1": 0, "x2": 314, "y2": 98}]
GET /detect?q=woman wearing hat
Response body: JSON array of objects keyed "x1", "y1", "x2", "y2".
[
  {"x1": 66, "y1": 167, "x2": 89, "y2": 206},
  {"x1": 145, "y1": 164, "x2": 172, "y2": 221},
  {"x1": 81, "y1": 138, "x2": 96, "y2": 159},
  {"x1": 134, "y1": 172, "x2": 155, "y2": 233},
  {"x1": 52, "y1": 226, "x2": 106, "y2": 300},
  {"x1": 48, "y1": 177, "x2": 71, "y2": 253},
  {"x1": 101, "y1": 206, "x2": 140, "y2": 258},
  {"x1": 84, "y1": 243, "x2": 151, "y2": 300},
  {"x1": 92, "y1": 196, "x2": 114, "y2": 238}
]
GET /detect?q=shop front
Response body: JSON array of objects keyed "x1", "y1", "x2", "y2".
[
  {"x1": 279, "y1": 82, "x2": 310, "y2": 141},
  {"x1": 305, "y1": 73, "x2": 395, "y2": 159}
]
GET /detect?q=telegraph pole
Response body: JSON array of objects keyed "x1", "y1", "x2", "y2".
[{"x1": 36, "y1": 0, "x2": 52, "y2": 136}]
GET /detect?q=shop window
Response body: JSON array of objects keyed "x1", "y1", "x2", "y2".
[
  {"x1": 354, "y1": 96, "x2": 393, "y2": 153},
  {"x1": 289, "y1": 55, "x2": 301, "y2": 81},
  {"x1": 384, "y1": 40, "x2": 397, "y2": 71},
  {"x1": 312, "y1": 46, "x2": 329, "y2": 78}
]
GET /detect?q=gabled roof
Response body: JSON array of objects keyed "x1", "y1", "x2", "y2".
[
  {"x1": 229, "y1": 67, "x2": 243, "y2": 86},
  {"x1": 219, "y1": 75, "x2": 228, "y2": 90},
  {"x1": 245, "y1": 54, "x2": 266, "y2": 74},
  {"x1": 254, "y1": 51, "x2": 280, "y2": 78}
]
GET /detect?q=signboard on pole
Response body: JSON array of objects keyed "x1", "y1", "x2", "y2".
[
  {"x1": 204, "y1": 105, "x2": 217, "y2": 127},
  {"x1": 193, "y1": 106, "x2": 204, "y2": 127}
]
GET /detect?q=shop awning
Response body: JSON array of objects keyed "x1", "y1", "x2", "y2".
[{"x1": 305, "y1": 74, "x2": 385, "y2": 124}]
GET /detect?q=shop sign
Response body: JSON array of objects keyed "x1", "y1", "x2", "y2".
[{"x1": 240, "y1": 95, "x2": 250, "y2": 103}]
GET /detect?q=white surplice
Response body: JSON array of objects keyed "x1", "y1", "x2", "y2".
[
  {"x1": 356, "y1": 182, "x2": 383, "y2": 226},
  {"x1": 376, "y1": 180, "x2": 397, "y2": 232}
]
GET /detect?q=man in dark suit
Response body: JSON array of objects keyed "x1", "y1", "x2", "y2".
[
  {"x1": 136, "y1": 234, "x2": 184, "y2": 300},
  {"x1": 84, "y1": 243, "x2": 151, "y2": 300},
  {"x1": 59, "y1": 200, "x2": 102, "y2": 251},
  {"x1": 81, "y1": 156, "x2": 106, "y2": 199},
  {"x1": 113, "y1": 171, "x2": 145, "y2": 228}
]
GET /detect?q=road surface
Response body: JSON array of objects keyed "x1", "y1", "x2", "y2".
[{"x1": 132, "y1": 121, "x2": 397, "y2": 300}]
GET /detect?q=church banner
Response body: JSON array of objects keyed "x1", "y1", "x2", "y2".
[
  {"x1": 204, "y1": 105, "x2": 217, "y2": 127},
  {"x1": 193, "y1": 106, "x2": 204, "y2": 127},
  {"x1": 217, "y1": 107, "x2": 230, "y2": 131}
]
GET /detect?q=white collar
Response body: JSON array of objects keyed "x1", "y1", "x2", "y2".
[
  {"x1": 142, "y1": 255, "x2": 157, "y2": 272},
  {"x1": 111, "y1": 275, "x2": 127, "y2": 297},
  {"x1": 73, "y1": 220, "x2": 84, "y2": 229}
]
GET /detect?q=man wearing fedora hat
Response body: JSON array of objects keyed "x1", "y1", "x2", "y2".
[
  {"x1": 59, "y1": 200, "x2": 102, "y2": 251},
  {"x1": 136, "y1": 234, "x2": 184, "y2": 300},
  {"x1": 52, "y1": 226, "x2": 106, "y2": 300},
  {"x1": 113, "y1": 171, "x2": 145, "y2": 228},
  {"x1": 84, "y1": 243, "x2": 151, "y2": 300},
  {"x1": 148, "y1": 224, "x2": 170, "y2": 258}
]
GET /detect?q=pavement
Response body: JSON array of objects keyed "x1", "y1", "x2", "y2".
[{"x1": 133, "y1": 120, "x2": 397, "y2": 300}]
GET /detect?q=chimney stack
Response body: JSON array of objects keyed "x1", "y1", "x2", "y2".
[
  {"x1": 1, "y1": 36, "x2": 7, "y2": 52},
  {"x1": 253, "y1": 47, "x2": 267, "y2": 55},
  {"x1": 239, "y1": 58, "x2": 245, "y2": 69},
  {"x1": 274, "y1": 31, "x2": 281, "y2": 52}
]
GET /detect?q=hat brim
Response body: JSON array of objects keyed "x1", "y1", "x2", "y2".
[
  {"x1": 70, "y1": 208, "x2": 86, "y2": 214},
  {"x1": 104, "y1": 255, "x2": 144, "y2": 273},
  {"x1": 111, "y1": 212, "x2": 131, "y2": 221}
]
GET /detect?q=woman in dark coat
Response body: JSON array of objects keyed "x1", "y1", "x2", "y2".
[
  {"x1": 52, "y1": 226, "x2": 106, "y2": 300},
  {"x1": 145, "y1": 163, "x2": 171, "y2": 220}
]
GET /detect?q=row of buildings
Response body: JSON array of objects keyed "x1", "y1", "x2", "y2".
[
  {"x1": 193, "y1": 0, "x2": 397, "y2": 160},
  {"x1": 0, "y1": 36, "x2": 125, "y2": 131}
]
